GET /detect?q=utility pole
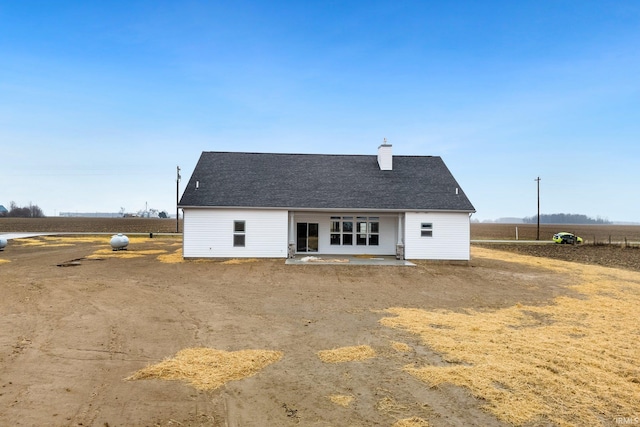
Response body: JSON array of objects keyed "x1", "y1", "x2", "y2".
[
  {"x1": 176, "y1": 166, "x2": 181, "y2": 233},
  {"x1": 535, "y1": 176, "x2": 541, "y2": 240}
]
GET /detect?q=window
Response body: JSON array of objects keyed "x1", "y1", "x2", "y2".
[
  {"x1": 421, "y1": 223, "x2": 433, "y2": 237},
  {"x1": 332, "y1": 216, "x2": 378, "y2": 246},
  {"x1": 356, "y1": 217, "x2": 367, "y2": 245},
  {"x1": 368, "y1": 216, "x2": 380, "y2": 246},
  {"x1": 330, "y1": 217, "x2": 341, "y2": 245},
  {"x1": 331, "y1": 216, "x2": 354, "y2": 246},
  {"x1": 369, "y1": 218, "x2": 379, "y2": 245},
  {"x1": 233, "y1": 221, "x2": 245, "y2": 247},
  {"x1": 343, "y1": 218, "x2": 353, "y2": 245}
]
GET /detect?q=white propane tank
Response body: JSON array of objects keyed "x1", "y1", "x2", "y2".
[
  {"x1": 110, "y1": 233, "x2": 129, "y2": 251},
  {"x1": 0, "y1": 237, "x2": 7, "y2": 251}
]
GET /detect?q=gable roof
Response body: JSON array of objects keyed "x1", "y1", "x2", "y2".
[{"x1": 179, "y1": 151, "x2": 475, "y2": 212}]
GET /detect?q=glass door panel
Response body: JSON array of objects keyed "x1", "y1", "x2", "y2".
[
  {"x1": 308, "y1": 223, "x2": 319, "y2": 252},
  {"x1": 297, "y1": 223, "x2": 308, "y2": 252},
  {"x1": 297, "y1": 222, "x2": 319, "y2": 252}
]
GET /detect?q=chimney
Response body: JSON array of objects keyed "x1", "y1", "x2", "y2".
[{"x1": 377, "y1": 140, "x2": 392, "y2": 171}]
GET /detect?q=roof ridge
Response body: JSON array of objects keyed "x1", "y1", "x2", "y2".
[{"x1": 201, "y1": 151, "x2": 436, "y2": 158}]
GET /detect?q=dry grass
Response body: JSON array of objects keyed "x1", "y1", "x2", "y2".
[
  {"x1": 87, "y1": 248, "x2": 167, "y2": 259},
  {"x1": 0, "y1": 258, "x2": 10, "y2": 264},
  {"x1": 376, "y1": 395, "x2": 408, "y2": 415},
  {"x1": 221, "y1": 258, "x2": 260, "y2": 265},
  {"x1": 15, "y1": 236, "x2": 105, "y2": 246},
  {"x1": 157, "y1": 249, "x2": 184, "y2": 263},
  {"x1": 392, "y1": 417, "x2": 430, "y2": 427},
  {"x1": 390, "y1": 341, "x2": 411, "y2": 353},
  {"x1": 14, "y1": 238, "x2": 73, "y2": 247},
  {"x1": 9, "y1": 234, "x2": 182, "y2": 262},
  {"x1": 126, "y1": 347, "x2": 283, "y2": 391},
  {"x1": 328, "y1": 394, "x2": 354, "y2": 407},
  {"x1": 12, "y1": 235, "x2": 156, "y2": 249},
  {"x1": 381, "y1": 247, "x2": 640, "y2": 426},
  {"x1": 317, "y1": 345, "x2": 376, "y2": 363},
  {"x1": 124, "y1": 236, "x2": 157, "y2": 245}
]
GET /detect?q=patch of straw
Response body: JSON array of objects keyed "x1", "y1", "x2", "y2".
[
  {"x1": 328, "y1": 394, "x2": 354, "y2": 407},
  {"x1": 45, "y1": 236, "x2": 105, "y2": 244},
  {"x1": 221, "y1": 258, "x2": 260, "y2": 265},
  {"x1": 381, "y1": 247, "x2": 640, "y2": 426},
  {"x1": 0, "y1": 259, "x2": 10, "y2": 264},
  {"x1": 126, "y1": 347, "x2": 283, "y2": 391},
  {"x1": 157, "y1": 249, "x2": 184, "y2": 263},
  {"x1": 376, "y1": 396, "x2": 408, "y2": 415},
  {"x1": 87, "y1": 248, "x2": 167, "y2": 259},
  {"x1": 392, "y1": 417, "x2": 430, "y2": 427},
  {"x1": 126, "y1": 236, "x2": 154, "y2": 244},
  {"x1": 14, "y1": 238, "x2": 73, "y2": 247},
  {"x1": 317, "y1": 345, "x2": 376, "y2": 363},
  {"x1": 15, "y1": 236, "x2": 109, "y2": 247},
  {"x1": 390, "y1": 341, "x2": 411, "y2": 352}
]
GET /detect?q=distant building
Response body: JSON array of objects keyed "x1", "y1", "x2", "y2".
[
  {"x1": 59, "y1": 212, "x2": 123, "y2": 218},
  {"x1": 59, "y1": 211, "x2": 170, "y2": 219},
  {"x1": 0, "y1": 205, "x2": 8, "y2": 215}
]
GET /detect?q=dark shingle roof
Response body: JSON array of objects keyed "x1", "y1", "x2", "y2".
[{"x1": 179, "y1": 151, "x2": 475, "y2": 212}]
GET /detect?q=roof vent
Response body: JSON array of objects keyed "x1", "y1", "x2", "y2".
[{"x1": 377, "y1": 140, "x2": 392, "y2": 171}]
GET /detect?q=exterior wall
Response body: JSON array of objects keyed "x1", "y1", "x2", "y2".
[
  {"x1": 182, "y1": 209, "x2": 470, "y2": 259},
  {"x1": 183, "y1": 208, "x2": 289, "y2": 258},
  {"x1": 293, "y1": 213, "x2": 397, "y2": 255},
  {"x1": 404, "y1": 211, "x2": 470, "y2": 260}
]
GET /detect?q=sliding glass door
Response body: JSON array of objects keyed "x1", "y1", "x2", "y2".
[{"x1": 296, "y1": 222, "x2": 319, "y2": 252}]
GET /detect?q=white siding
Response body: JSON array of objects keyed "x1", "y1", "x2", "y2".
[
  {"x1": 293, "y1": 213, "x2": 397, "y2": 255},
  {"x1": 183, "y1": 208, "x2": 288, "y2": 258},
  {"x1": 404, "y1": 212, "x2": 470, "y2": 260}
]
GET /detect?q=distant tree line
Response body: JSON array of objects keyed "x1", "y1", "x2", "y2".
[
  {"x1": 523, "y1": 213, "x2": 611, "y2": 224},
  {"x1": 0, "y1": 201, "x2": 45, "y2": 218}
]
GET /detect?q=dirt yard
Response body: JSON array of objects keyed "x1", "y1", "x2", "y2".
[{"x1": 1, "y1": 230, "x2": 639, "y2": 426}]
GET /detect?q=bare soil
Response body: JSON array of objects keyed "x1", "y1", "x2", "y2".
[
  {"x1": 1, "y1": 235, "x2": 577, "y2": 427},
  {"x1": 472, "y1": 223, "x2": 640, "y2": 272},
  {"x1": 1, "y1": 219, "x2": 638, "y2": 426},
  {"x1": 474, "y1": 243, "x2": 640, "y2": 272}
]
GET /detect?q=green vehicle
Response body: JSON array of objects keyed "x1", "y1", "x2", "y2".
[{"x1": 552, "y1": 232, "x2": 583, "y2": 244}]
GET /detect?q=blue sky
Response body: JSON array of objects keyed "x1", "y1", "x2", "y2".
[{"x1": 1, "y1": 1, "x2": 639, "y2": 221}]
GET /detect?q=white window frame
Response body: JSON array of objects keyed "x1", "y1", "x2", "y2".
[
  {"x1": 331, "y1": 216, "x2": 379, "y2": 246},
  {"x1": 233, "y1": 220, "x2": 246, "y2": 247},
  {"x1": 421, "y1": 222, "x2": 433, "y2": 237}
]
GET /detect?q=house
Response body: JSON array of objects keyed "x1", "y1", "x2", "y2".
[
  {"x1": 178, "y1": 144, "x2": 475, "y2": 260},
  {"x1": 0, "y1": 205, "x2": 7, "y2": 216}
]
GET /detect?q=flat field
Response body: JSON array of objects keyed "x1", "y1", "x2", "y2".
[
  {"x1": 0, "y1": 217, "x2": 179, "y2": 234},
  {"x1": 0, "y1": 220, "x2": 639, "y2": 426},
  {"x1": 471, "y1": 222, "x2": 640, "y2": 243},
  {"x1": 3, "y1": 217, "x2": 640, "y2": 242}
]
